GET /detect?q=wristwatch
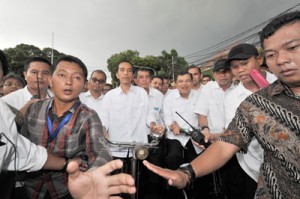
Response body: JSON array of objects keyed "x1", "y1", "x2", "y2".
[
  {"x1": 201, "y1": 126, "x2": 210, "y2": 131},
  {"x1": 178, "y1": 163, "x2": 196, "y2": 184},
  {"x1": 62, "y1": 158, "x2": 70, "y2": 171}
]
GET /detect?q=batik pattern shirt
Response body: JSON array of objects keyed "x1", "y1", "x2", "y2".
[
  {"x1": 220, "y1": 80, "x2": 300, "y2": 199},
  {"x1": 21, "y1": 98, "x2": 112, "y2": 199}
]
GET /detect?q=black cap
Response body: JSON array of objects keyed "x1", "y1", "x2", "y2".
[
  {"x1": 226, "y1": 44, "x2": 258, "y2": 66},
  {"x1": 213, "y1": 59, "x2": 229, "y2": 72}
]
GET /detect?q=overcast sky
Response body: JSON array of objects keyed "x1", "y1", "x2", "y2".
[{"x1": 1, "y1": 0, "x2": 299, "y2": 76}]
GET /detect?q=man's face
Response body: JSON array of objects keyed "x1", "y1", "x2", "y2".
[
  {"x1": 89, "y1": 72, "x2": 106, "y2": 93},
  {"x1": 102, "y1": 85, "x2": 112, "y2": 95},
  {"x1": 213, "y1": 69, "x2": 233, "y2": 88},
  {"x1": 150, "y1": 77, "x2": 163, "y2": 91},
  {"x1": 161, "y1": 79, "x2": 169, "y2": 93},
  {"x1": 202, "y1": 76, "x2": 211, "y2": 85},
  {"x1": 176, "y1": 74, "x2": 192, "y2": 96},
  {"x1": 23, "y1": 61, "x2": 51, "y2": 92},
  {"x1": 188, "y1": 67, "x2": 201, "y2": 86},
  {"x1": 50, "y1": 61, "x2": 85, "y2": 104},
  {"x1": 229, "y1": 56, "x2": 263, "y2": 86},
  {"x1": 263, "y1": 21, "x2": 300, "y2": 88},
  {"x1": 134, "y1": 70, "x2": 151, "y2": 89},
  {"x1": 116, "y1": 62, "x2": 133, "y2": 85}
]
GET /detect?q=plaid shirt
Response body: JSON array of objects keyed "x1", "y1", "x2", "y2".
[
  {"x1": 221, "y1": 80, "x2": 300, "y2": 199},
  {"x1": 21, "y1": 98, "x2": 112, "y2": 199}
]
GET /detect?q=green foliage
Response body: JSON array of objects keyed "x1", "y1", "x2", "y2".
[
  {"x1": 106, "y1": 49, "x2": 188, "y2": 84},
  {"x1": 3, "y1": 44, "x2": 65, "y2": 76},
  {"x1": 107, "y1": 50, "x2": 140, "y2": 84}
]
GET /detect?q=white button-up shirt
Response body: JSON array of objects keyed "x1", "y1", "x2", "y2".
[
  {"x1": 2, "y1": 86, "x2": 52, "y2": 109},
  {"x1": 98, "y1": 85, "x2": 149, "y2": 157},
  {"x1": 79, "y1": 91, "x2": 104, "y2": 116},
  {"x1": 224, "y1": 71, "x2": 277, "y2": 182},
  {"x1": 163, "y1": 89, "x2": 200, "y2": 149},
  {"x1": 148, "y1": 88, "x2": 164, "y2": 129},
  {"x1": 195, "y1": 81, "x2": 236, "y2": 134},
  {"x1": 0, "y1": 99, "x2": 47, "y2": 172}
]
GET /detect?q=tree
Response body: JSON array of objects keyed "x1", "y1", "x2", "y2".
[
  {"x1": 106, "y1": 50, "x2": 140, "y2": 85},
  {"x1": 3, "y1": 44, "x2": 65, "y2": 76},
  {"x1": 158, "y1": 49, "x2": 188, "y2": 81},
  {"x1": 106, "y1": 49, "x2": 188, "y2": 85}
]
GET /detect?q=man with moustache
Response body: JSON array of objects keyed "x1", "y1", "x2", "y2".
[
  {"x1": 80, "y1": 69, "x2": 107, "y2": 115},
  {"x1": 163, "y1": 71, "x2": 201, "y2": 199},
  {"x1": 143, "y1": 11, "x2": 300, "y2": 199},
  {"x1": 2, "y1": 57, "x2": 53, "y2": 115}
]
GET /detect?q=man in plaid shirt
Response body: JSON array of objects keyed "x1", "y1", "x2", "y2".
[{"x1": 21, "y1": 55, "x2": 112, "y2": 199}]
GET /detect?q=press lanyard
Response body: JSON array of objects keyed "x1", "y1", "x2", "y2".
[{"x1": 47, "y1": 101, "x2": 81, "y2": 142}]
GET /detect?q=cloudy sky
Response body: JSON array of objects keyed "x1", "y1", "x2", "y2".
[{"x1": 1, "y1": 0, "x2": 299, "y2": 76}]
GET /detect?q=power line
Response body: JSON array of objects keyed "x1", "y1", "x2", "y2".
[{"x1": 184, "y1": 3, "x2": 300, "y2": 67}]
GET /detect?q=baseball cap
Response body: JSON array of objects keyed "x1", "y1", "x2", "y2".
[
  {"x1": 213, "y1": 59, "x2": 229, "y2": 72},
  {"x1": 225, "y1": 43, "x2": 258, "y2": 66}
]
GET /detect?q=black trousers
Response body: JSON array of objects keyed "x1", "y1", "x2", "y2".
[
  {"x1": 166, "y1": 139, "x2": 215, "y2": 199},
  {"x1": 139, "y1": 136, "x2": 168, "y2": 199},
  {"x1": 222, "y1": 155, "x2": 257, "y2": 199}
]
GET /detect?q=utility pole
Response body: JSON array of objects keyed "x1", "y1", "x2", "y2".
[
  {"x1": 172, "y1": 56, "x2": 175, "y2": 82},
  {"x1": 51, "y1": 32, "x2": 54, "y2": 64}
]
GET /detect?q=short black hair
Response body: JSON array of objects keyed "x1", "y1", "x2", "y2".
[
  {"x1": 104, "y1": 83, "x2": 113, "y2": 89},
  {"x1": 134, "y1": 67, "x2": 152, "y2": 78},
  {"x1": 24, "y1": 57, "x2": 52, "y2": 72},
  {"x1": 202, "y1": 74, "x2": 212, "y2": 80},
  {"x1": 260, "y1": 11, "x2": 300, "y2": 49},
  {"x1": 1, "y1": 72, "x2": 26, "y2": 87},
  {"x1": 53, "y1": 55, "x2": 88, "y2": 79},
  {"x1": 188, "y1": 65, "x2": 202, "y2": 74},
  {"x1": 0, "y1": 49, "x2": 9, "y2": 76},
  {"x1": 151, "y1": 75, "x2": 163, "y2": 82},
  {"x1": 90, "y1": 70, "x2": 107, "y2": 81},
  {"x1": 175, "y1": 71, "x2": 193, "y2": 82},
  {"x1": 117, "y1": 60, "x2": 133, "y2": 71}
]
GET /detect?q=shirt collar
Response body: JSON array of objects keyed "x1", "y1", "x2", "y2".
[
  {"x1": 84, "y1": 90, "x2": 104, "y2": 99},
  {"x1": 174, "y1": 89, "x2": 194, "y2": 99},
  {"x1": 49, "y1": 98, "x2": 81, "y2": 115},
  {"x1": 116, "y1": 84, "x2": 137, "y2": 95},
  {"x1": 270, "y1": 80, "x2": 300, "y2": 99}
]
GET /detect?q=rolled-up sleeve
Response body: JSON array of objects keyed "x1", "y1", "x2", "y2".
[{"x1": 219, "y1": 105, "x2": 253, "y2": 152}]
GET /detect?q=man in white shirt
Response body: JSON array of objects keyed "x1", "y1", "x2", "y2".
[
  {"x1": 99, "y1": 61, "x2": 150, "y2": 199},
  {"x1": 194, "y1": 58, "x2": 235, "y2": 198},
  {"x1": 223, "y1": 43, "x2": 277, "y2": 199},
  {"x1": 1, "y1": 57, "x2": 53, "y2": 197},
  {"x1": 150, "y1": 76, "x2": 163, "y2": 93},
  {"x1": 133, "y1": 68, "x2": 166, "y2": 198},
  {"x1": 99, "y1": 61, "x2": 149, "y2": 158},
  {"x1": 80, "y1": 70, "x2": 106, "y2": 115},
  {"x1": 196, "y1": 59, "x2": 235, "y2": 137},
  {"x1": 188, "y1": 66, "x2": 202, "y2": 91},
  {"x1": 163, "y1": 71, "x2": 201, "y2": 199},
  {"x1": 134, "y1": 68, "x2": 165, "y2": 136},
  {"x1": 2, "y1": 57, "x2": 52, "y2": 115}
]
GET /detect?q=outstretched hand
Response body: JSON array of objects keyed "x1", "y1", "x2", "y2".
[
  {"x1": 143, "y1": 160, "x2": 189, "y2": 189},
  {"x1": 67, "y1": 159, "x2": 136, "y2": 199}
]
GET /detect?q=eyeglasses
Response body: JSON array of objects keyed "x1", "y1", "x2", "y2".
[{"x1": 91, "y1": 77, "x2": 105, "y2": 84}]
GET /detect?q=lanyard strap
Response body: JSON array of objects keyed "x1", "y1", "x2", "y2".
[{"x1": 47, "y1": 101, "x2": 80, "y2": 142}]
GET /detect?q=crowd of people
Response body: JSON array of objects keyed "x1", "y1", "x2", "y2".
[{"x1": 0, "y1": 10, "x2": 299, "y2": 199}]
